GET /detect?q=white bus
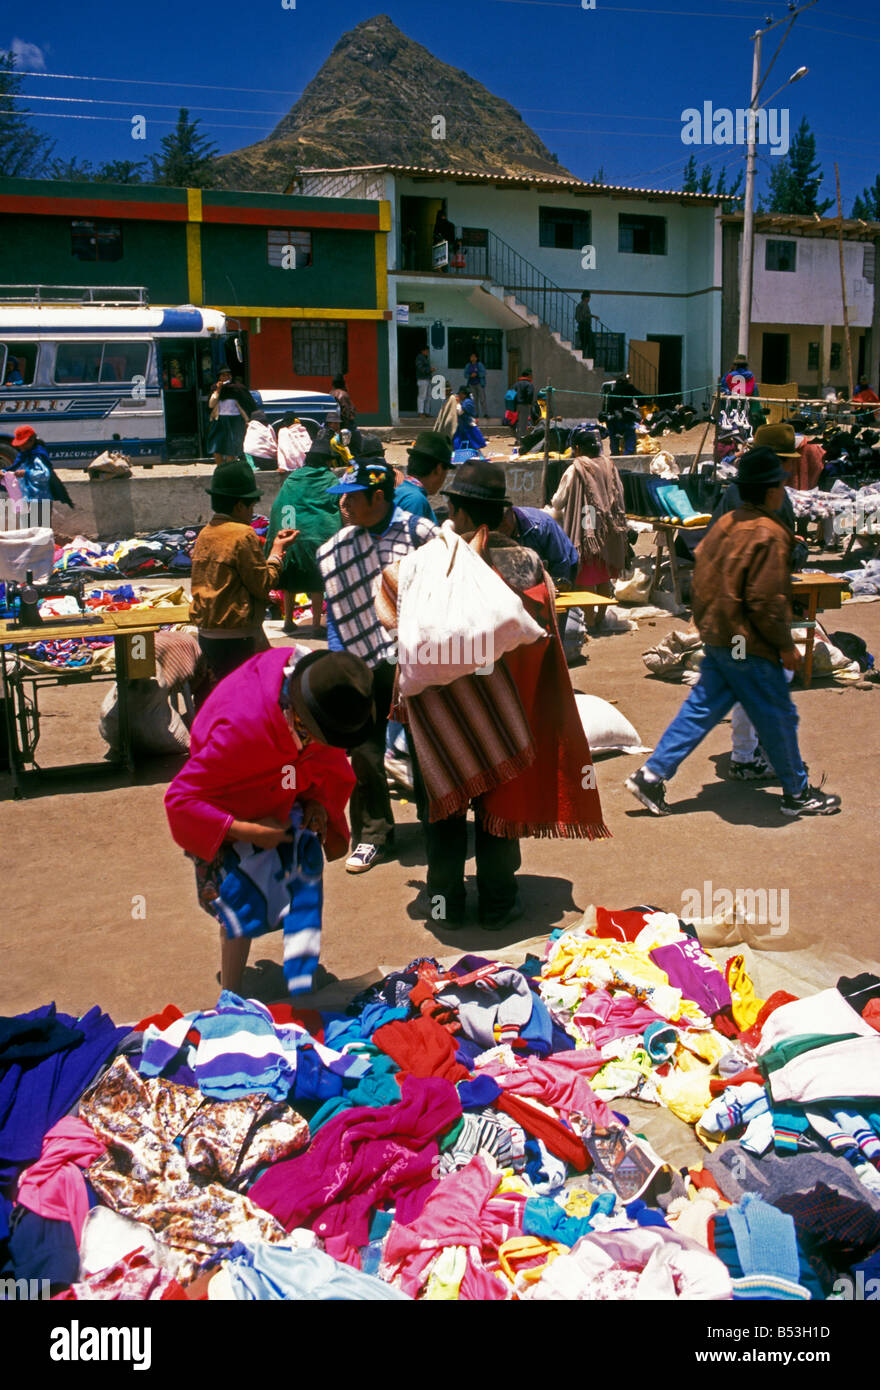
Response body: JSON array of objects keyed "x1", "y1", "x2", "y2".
[{"x1": 0, "y1": 286, "x2": 336, "y2": 465}]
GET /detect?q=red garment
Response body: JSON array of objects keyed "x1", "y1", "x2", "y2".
[
  {"x1": 135, "y1": 1004, "x2": 184, "y2": 1033},
  {"x1": 739, "y1": 990, "x2": 800, "y2": 1048},
  {"x1": 593, "y1": 906, "x2": 651, "y2": 943},
  {"x1": 790, "y1": 441, "x2": 825, "y2": 491},
  {"x1": 479, "y1": 583, "x2": 610, "y2": 840},
  {"x1": 165, "y1": 647, "x2": 356, "y2": 863},
  {"x1": 267, "y1": 1004, "x2": 324, "y2": 1040},
  {"x1": 496, "y1": 1092, "x2": 590, "y2": 1173},
  {"x1": 373, "y1": 1015, "x2": 469, "y2": 1083},
  {"x1": 862, "y1": 998, "x2": 880, "y2": 1033},
  {"x1": 711, "y1": 1009, "x2": 740, "y2": 1040},
  {"x1": 708, "y1": 1066, "x2": 765, "y2": 1097},
  {"x1": 689, "y1": 1168, "x2": 727, "y2": 1200}
]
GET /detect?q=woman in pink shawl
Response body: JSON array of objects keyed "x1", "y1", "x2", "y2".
[{"x1": 165, "y1": 645, "x2": 374, "y2": 990}]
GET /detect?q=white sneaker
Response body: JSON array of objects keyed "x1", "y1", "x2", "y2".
[{"x1": 345, "y1": 843, "x2": 381, "y2": 874}]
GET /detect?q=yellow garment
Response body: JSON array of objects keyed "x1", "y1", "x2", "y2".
[
  {"x1": 726, "y1": 954, "x2": 766, "y2": 1029},
  {"x1": 496, "y1": 1174, "x2": 533, "y2": 1198},
  {"x1": 544, "y1": 936, "x2": 688, "y2": 1022},
  {"x1": 676, "y1": 1029, "x2": 726, "y2": 1067},
  {"x1": 496, "y1": 1236, "x2": 564, "y2": 1288},
  {"x1": 424, "y1": 1245, "x2": 467, "y2": 1300},
  {"x1": 657, "y1": 1049, "x2": 715, "y2": 1124}
]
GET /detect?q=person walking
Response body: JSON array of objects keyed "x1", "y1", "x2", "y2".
[
  {"x1": 265, "y1": 437, "x2": 342, "y2": 638},
  {"x1": 453, "y1": 387, "x2": 487, "y2": 452},
  {"x1": 575, "y1": 292, "x2": 595, "y2": 359},
  {"x1": 208, "y1": 367, "x2": 250, "y2": 464},
  {"x1": 415, "y1": 347, "x2": 433, "y2": 418},
  {"x1": 463, "y1": 352, "x2": 488, "y2": 419},
  {"x1": 316, "y1": 459, "x2": 438, "y2": 873},
  {"x1": 164, "y1": 646, "x2": 374, "y2": 993},
  {"x1": 394, "y1": 431, "x2": 453, "y2": 523},
  {"x1": 190, "y1": 459, "x2": 297, "y2": 691},
  {"x1": 515, "y1": 369, "x2": 536, "y2": 447},
  {"x1": 433, "y1": 381, "x2": 460, "y2": 443},
  {"x1": 625, "y1": 447, "x2": 841, "y2": 819}
]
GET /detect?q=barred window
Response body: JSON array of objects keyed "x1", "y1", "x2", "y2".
[
  {"x1": 268, "y1": 229, "x2": 313, "y2": 269},
  {"x1": 448, "y1": 328, "x2": 503, "y2": 370},
  {"x1": 71, "y1": 220, "x2": 123, "y2": 262},
  {"x1": 618, "y1": 215, "x2": 666, "y2": 256},
  {"x1": 291, "y1": 320, "x2": 347, "y2": 377},
  {"x1": 765, "y1": 239, "x2": 797, "y2": 273}
]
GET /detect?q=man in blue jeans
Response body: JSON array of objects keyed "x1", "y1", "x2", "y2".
[{"x1": 626, "y1": 447, "x2": 841, "y2": 819}]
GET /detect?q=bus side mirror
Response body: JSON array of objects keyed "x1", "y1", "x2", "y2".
[{"x1": 233, "y1": 337, "x2": 243, "y2": 363}]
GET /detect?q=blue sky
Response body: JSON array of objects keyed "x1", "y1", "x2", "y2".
[{"x1": 5, "y1": 1, "x2": 879, "y2": 210}]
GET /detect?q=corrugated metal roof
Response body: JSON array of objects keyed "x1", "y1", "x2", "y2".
[
  {"x1": 296, "y1": 163, "x2": 725, "y2": 203},
  {"x1": 722, "y1": 211, "x2": 880, "y2": 239}
]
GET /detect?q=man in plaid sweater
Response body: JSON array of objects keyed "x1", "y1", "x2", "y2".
[{"x1": 317, "y1": 460, "x2": 438, "y2": 872}]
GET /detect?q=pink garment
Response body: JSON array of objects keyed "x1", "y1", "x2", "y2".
[
  {"x1": 53, "y1": 1248, "x2": 187, "y2": 1301},
  {"x1": 480, "y1": 1051, "x2": 615, "y2": 1127},
  {"x1": 381, "y1": 1156, "x2": 524, "y2": 1299},
  {"x1": 249, "y1": 1075, "x2": 461, "y2": 1264},
  {"x1": 572, "y1": 988, "x2": 666, "y2": 1049},
  {"x1": 16, "y1": 1116, "x2": 105, "y2": 1241}
]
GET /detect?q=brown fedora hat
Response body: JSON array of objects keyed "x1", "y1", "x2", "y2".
[{"x1": 752, "y1": 423, "x2": 800, "y2": 459}]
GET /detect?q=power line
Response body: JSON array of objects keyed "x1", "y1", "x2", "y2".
[{"x1": 13, "y1": 69, "x2": 306, "y2": 98}]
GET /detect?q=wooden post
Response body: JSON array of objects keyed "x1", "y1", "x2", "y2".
[
  {"x1": 691, "y1": 387, "x2": 720, "y2": 476},
  {"x1": 543, "y1": 379, "x2": 552, "y2": 503},
  {"x1": 836, "y1": 163, "x2": 855, "y2": 400}
]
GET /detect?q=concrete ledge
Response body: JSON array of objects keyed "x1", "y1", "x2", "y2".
[{"x1": 56, "y1": 470, "x2": 286, "y2": 540}]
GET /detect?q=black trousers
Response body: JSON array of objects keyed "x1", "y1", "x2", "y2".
[
  {"x1": 348, "y1": 660, "x2": 397, "y2": 848},
  {"x1": 409, "y1": 739, "x2": 520, "y2": 920}
]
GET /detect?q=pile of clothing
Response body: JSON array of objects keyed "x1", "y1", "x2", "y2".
[
  {"x1": 52, "y1": 520, "x2": 269, "y2": 580},
  {"x1": 3, "y1": 907, "x2": 879, "y2": 1300},
  {"x1": 787, "y1": 479, "x2": 880, "y2": 530},
  {"x1": 12, "y1": 585, "x2": 190, "y2": 673}
]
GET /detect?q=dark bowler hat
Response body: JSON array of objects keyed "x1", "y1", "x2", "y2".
[
  {"x1": 752, "y1": 422, "x2": 800, "y2": 459},
  {"x1": 736, "y1": 446, "x2": 788, "y2": 489},
  {"x1": 407, "y1": 431, "x2": 453, "y2": 470},
  {"x1": 442, "y1": 458, "x2": 511, "y2": 505},
  {"x1": 357, "y1": 435, "x2": 386, "y2": 459},
  {"x1": 281, "y1": 649, "x2": 375, "y2": 749},
  {"x1": 305, "y1": 437, "x2": 334, "y2": 461},
  {"x1": 206, "y1": 459, "x2": 260, "y2": 501}
]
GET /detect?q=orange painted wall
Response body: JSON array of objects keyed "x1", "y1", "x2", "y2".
[{"x1": 243, "y1": 316, "x2": 380, "y2": 416}]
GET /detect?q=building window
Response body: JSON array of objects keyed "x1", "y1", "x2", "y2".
[
  {"x1": 593, "y1": 332, "x2": 625, "y2": 373},
  {"x1": 618, "y1": 214, "x2": 666, "y2": 255},
  {"x1": 448, "y1": 329, "x2": 503, "y2": 371},
  {"x1": 268, "y1": 229, "x2": 313, "y2": 269},
  {"x1": 864, "y1": 245, "x2": 875, "y2": 284},
  {"x1": 807, "y1": 342, "x2": 820, "y2": 371},
  {"x1": 539, "y1": 206, "x2": 592, "y2": 250},
  {"x1": 830, "y1": 343, "x2": 842, "y2": 370},
  {"x1": 291, "y1": 320, "x2": 347, "y2": 376},
  {"x1": 54, "y1": 341, "x2": 149, "y2": 384},
  {"x1": 765, "y1": 239, "x2": 797, "y2": 272},
  {"x1": 71, "y1": 220, "x2": 123, "y2": 262}
]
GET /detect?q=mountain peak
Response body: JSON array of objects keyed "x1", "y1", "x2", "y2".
[{"x1": 213, "y1": 14, "x2": 574, "y2": 191}]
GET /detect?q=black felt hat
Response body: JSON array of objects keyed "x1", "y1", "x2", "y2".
[
  {"x1": 736, "y1": 446, "x2": 788, "y2": 489},
  {"x1": 442, "y1": 459, "x2": 511, "y2": 505},
  {"x1": 282, "y1": 650, "x2": 375, "y2": 749}
]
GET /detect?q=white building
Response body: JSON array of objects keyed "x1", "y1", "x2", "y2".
[
  {"x1": 294, "y1": 165, "x2": 723, "y2": 423},
  {"x1": 721, "y1": 212, "x2": 880, "y2": 392}
]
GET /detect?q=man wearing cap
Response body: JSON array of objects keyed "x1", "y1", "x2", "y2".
[
  {"x1": 3, "y1": 424, "x2": 74, "y2": 522},
  {"x1": 191, "y1": 459, "x2": 298, "y2": 690},
  {"x1": 394, "y1": 431, "x2": 453, "y2": 523},
  {"x1": 626, "y1": 446, "x2": 841, "y2": 819},
  {"x1": 316, "y1": 459, "x2": 438, "y2": 872},
  {"x1": 165, "y1": 645, "x2": 374, "y2": 992}
]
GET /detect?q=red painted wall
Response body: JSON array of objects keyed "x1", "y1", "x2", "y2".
[{"x1": 244, "y1": 316, "x2": 379, "y2": 415}]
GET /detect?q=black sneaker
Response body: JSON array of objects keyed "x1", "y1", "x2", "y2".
[
  {"x1": 625, "y1": 767, "x2": 670, "y2": 816},
  {"x1": 728, "y1": 753, "x2": 775, "y2": 781},
  {"x1": 780, "y1": 781, "x2": 842, "y2": 818}
]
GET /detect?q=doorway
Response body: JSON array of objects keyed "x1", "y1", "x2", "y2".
[
  {"x1": 646, "y1": 334, "x2": 682, "y2": 400},
  {"x1": 160, "y1": 341, "x2": 204, "y2": 458},
  {"x1": 400, "y1": 196, "x2": 445, "y2": 272},
  {"x1": 397, "y1": 325, "x2": 429, "y2": 414},
  {"x1": 761, "y1": 332, "x2": 790, "y2": 384}
]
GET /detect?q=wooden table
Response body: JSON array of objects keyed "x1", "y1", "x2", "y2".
[
  {"x1": 791, "y1": 573, "x2": 848, "y2": 688},
  {"x1": 553, "y1": 589, "x2": 617, "y2": 611},
  {"x1": 1, "y1": 605, "x2": 191, "y2": 797},
  {"x1": 627, "y1": 516, "x2": 711, "y2": 606}
]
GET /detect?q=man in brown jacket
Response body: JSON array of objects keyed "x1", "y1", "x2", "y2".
[
  {"x1": 191, "y1": 459, "x2": 297, "y2": 690},
  {"x1": 626, "y1": 447, "x2": 840, "y2": 819}
]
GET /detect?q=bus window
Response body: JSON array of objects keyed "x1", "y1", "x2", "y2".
[
  {"x1": 55, "y1": 343, "x2": 102, "y2": 383},
  {"x1": 1, "y1": 342, "x2": 37, "y2": 387},
  {"x1": 100, "y1": 342, "x2": 149, "y2": 383}
]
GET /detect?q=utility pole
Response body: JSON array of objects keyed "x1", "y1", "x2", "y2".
[
  {"x1": 835, "y1": 163, "x2": 855, "y2": 400},
  {"x1": 737, "y1": 2, "x2": 816, "y2": 359}
]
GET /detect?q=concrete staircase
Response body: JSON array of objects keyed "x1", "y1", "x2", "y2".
[{"x1": 485, "y1": 283, "x2": 609, "y2": 414}]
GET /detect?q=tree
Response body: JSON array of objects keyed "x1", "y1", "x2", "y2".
[
  {"x1": 591, "y1": 165, "x2": 605, "y2": 184},
  {"x1": 49, "y1": 156, "x2": 148, "y2": 184},
  {"x1": 682, "y1": 154, "x2": 698, "y2": 192},
  {"x1": 852, "y1": 176, "x2": 880, "y2": 220},
  {"x1": 151, "y1": 108, "x2": 218, "y2": 187},
  {"x1": 765, "y1": 117, "x2": 832, "y2": 216},
  {"x1": 716, "y1": 165, "x2": 744, "y2": 214},
  {"x1": 697, "y1": 164, "x2": 713, "y2": 195},
  {"x1": 0, "y1": 51, "x2": 54, "y2": 176}
]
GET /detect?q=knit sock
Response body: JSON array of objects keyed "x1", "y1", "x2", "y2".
[{"x1": 641, "y1": 766, "x2": 662, "y2": 783}]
